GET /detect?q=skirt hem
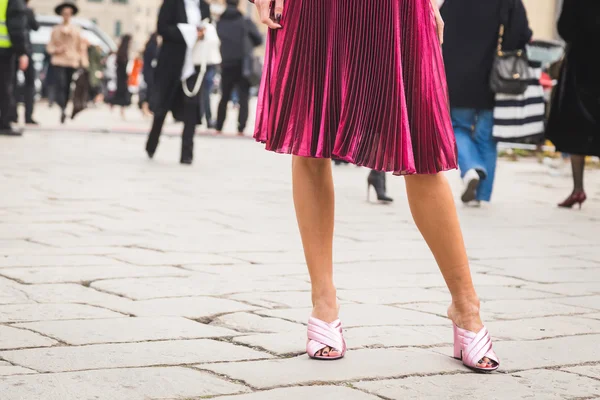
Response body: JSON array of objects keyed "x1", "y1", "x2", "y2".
[{"x1": 255, "y1": 139, "x2": 458, "y2": 176}]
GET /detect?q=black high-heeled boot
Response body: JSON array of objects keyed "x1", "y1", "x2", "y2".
[{"x1": 367, "y1": 170, "x2": 393, "y2": 203}]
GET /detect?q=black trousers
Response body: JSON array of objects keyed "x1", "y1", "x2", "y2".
[
  {"x1": 12, "y1": 54, "x2": 36, "y2": 121},
  {"x1": 147, "y1": 72, "x2": 202, "y2": 161},
  {"x1": 216, "y1": 62, "x2": 250, "y2": 132},
  {"x1": 53, "y1": 66, "x2": 75, "y2": 112},
  {"x1": 0, "y1": 54, "x2": 16, "y2": 129}
]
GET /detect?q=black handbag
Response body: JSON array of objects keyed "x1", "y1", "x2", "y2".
[
  {"x1": 242, "y1": 18, "x2": 263, "y2": 87},
  {"x1": 243, "y1": 54, "x2": 263, "y2": 87},
  {"x1": 489, "y1": 2, "x2": 531, "y2": 95}
]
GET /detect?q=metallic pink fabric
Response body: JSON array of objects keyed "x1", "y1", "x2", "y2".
[{"x1": 253, "y1": 0, "x2": 458, "y2": 175}]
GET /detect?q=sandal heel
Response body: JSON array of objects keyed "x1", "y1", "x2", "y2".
[{"x1": 453, "y1": 324, "x2": 462, "y2": 359}]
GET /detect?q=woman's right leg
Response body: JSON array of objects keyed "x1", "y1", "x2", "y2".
[{"x1": 292, "y1": 156, "x2": 340, "y2": 357}]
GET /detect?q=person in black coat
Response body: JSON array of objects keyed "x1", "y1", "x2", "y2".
[
  {"x1": 0, "y1": 0, "x2": 29, "y2": 136},
  {"x1": 10, "y1": 0, "x2": 38, "y2": 125},
  {"x1": 215, "y1": 0, "x2": 262, "y2": 135},
  {"x1": 146, "y1": 0, "x2": 211, "y2": 165},
  {"x1": 108, "y1": 34, "x2": 132, "y2": 118},
  {"x1": 441, "y1": 0, "x2": 531, "y2": 205},
  {"x1": 140, "y1": 32, "x2": 159, "y2": 117},
  {"x1": 546, "y1": 0, "x2": 600, "y2": 209}
]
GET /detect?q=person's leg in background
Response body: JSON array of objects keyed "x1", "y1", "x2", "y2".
[
  {"x1": 0, "y1": 54, "x2": 20, "y2": 135},
  {"x1": 180, "y1": 71, "x2": 202, "y2": 165},
  {"x1": 558, "y1": 154, "x2": 587, "y2": 209},
  {"x1": 451, "y1": 108, "x2": 487, "y2": 204},
  {"x1": 146, "y1": 111, "x2": 167, "y2": 158},
  {"x1": 24, "y1": 57, "x2": 37, "y2": 124},
  {"x1": 10, "y1": 56, "x2": 18, "y2": 123},
  {"x1": 216, "y1": 65, "x2": 236, "y2": 133},
  {"x1": 472, "y1": 110, "x2": 497, "y2": 202},
  {"x1": 54, "y1": 66, "x2": 71, "y2": 123},
  {"x1": 237, "y1": 67, "x2": 251, "y2": 135},
  {"x1": 180, "y1": 97, "x2": 196, "y2": 165},
  {"x1": 202, "y1": 65, "x2": 216, "y2": 128}
]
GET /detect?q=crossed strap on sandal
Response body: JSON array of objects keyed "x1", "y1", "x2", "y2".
[
  {"x1": 306, "y1": 317, "x2": 347, "y2": 360},
  {"x1": 454, "y1": 325, "x2": 500, "y2": 372}
]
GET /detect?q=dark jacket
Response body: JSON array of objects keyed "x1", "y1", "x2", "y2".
[
  {"x1": 24, "y1": 6, "x2": 39, "y2": 55},
  {"x1": 217, "y1": 6, "x2": 262, "y2": 67},
  {"x1": 151, "y1": 0, "x2": 208, "y2": 115},
  {"x1": 546, "y1": 0, "x2": 600, "y2": 157},
  {"x1": 0, "y1": 0, "x2": 29, "y2": 57},
  {"x1": 441, "y1": 0, "x2": 532, "y2": 110}
]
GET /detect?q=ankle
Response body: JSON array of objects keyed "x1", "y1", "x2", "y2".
[
  {"x1": 312, "y1": 286, "x2": 337, "y2": 306},
  {"x1": 448, "y1": 296, "x2": 483, "y2": 331}
]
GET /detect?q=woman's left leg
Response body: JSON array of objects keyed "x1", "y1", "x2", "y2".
[{"x1": 405, "y1": 173, "x2": 494, "y2": 369}]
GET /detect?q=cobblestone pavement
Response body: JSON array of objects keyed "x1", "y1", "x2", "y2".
[{"x1": 0, "y1": 127, "x2": 599, "y2": 400}]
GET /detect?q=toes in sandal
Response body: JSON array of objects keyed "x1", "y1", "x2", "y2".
[
  {"x1": 453, "y1": 324, "x2": 500, "y2": 372},
  {"x1": 307, "y1": 316, "x2": 347, "y2": 360}
]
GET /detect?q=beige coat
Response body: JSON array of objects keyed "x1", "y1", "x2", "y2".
[{"x1": 47, "y1": 24, "x2": 89, "y2": 69}]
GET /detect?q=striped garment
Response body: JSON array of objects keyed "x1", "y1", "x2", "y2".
[{"x1": 493, "y1": 62, "x2": 545, "y2": 144}]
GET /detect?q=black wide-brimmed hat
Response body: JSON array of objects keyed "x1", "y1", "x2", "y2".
[{"x1": 55, "y1": 1, "x2": 79, "y2": 16}]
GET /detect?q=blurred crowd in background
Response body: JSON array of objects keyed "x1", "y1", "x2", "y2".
[{"x1": 0, "y1": 0, "x2": 598, "y2": 207}]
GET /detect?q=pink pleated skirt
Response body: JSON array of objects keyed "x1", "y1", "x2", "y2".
[{"x1": 253, "y1": 0, "x2": 458, "y2": 175}]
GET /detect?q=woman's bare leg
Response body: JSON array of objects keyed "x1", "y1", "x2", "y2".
[
  {"x1": 292, "y1": 156, "x2": 339, "y2": 357},
  {"x1": 404, "y1": 173, "x2": 492, "y2": 368}
]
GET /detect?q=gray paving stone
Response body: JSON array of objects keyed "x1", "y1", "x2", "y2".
[
  {"x1": 0, "y1": 367, "x2": 249, "y2": 400},
  {"x1": 259, "y1": 304, "x2": 449, "y2": 327},
  {"x1": 92, "y1": 275, "x2": 309, "y2": 300},
  {"x1": 233, "y1": 332, "x2": 305, "y2": 355},
  {"x1": 235, "y1": 325, "x2": 453, "y2": 355},
  {"x1": 0, "y1": 277, "x2": 32, "y2": 304},
  {"x1": 215, "y1": 386, "x2": 380, "y2": 400},
  {"x1": 0, "y1": 265, "x2": 188, "y2": 284},
  {"x1": 0, "y1": 326, "x2": 58, "y2": 350},
  {"x1": 333, "y1": 271, "x2": 524, "y2": 290},
  {"x1": 562, "y1": 365, "x2": 600, "y2": 380},
  {"x1": 523, "y1": 282, "x2": 600, "y2": 296},
  {"x1": 227, "y1": 291, "x2": 313, "y2": 308},
  {"x1": 343, "y1": 325, "x2": 453, "y2": 348},
  {"x1": 14, "y1": 317, "x2": 238, "y2": 345},
  {"x1": 19, "y1": 284, "x2": 133, "y2": 311},
  {"x1": 477, "y1": 256, "x2": 599, "y2": 271},
  {"x1": 183, "y1": 262, "x2": 305, "y2": 277},
  {"x1": 337, "y1": 287, "x2": 450, "y2": 305},
  {"x1": 355, "y1": 369, "x2": 600, "y2": 399},
  {"x1": 402, "y1": 299, "x2": 592, "y2": 320},
  {"x1": 119, "y1": 297, "x2": 258, "y2": 319},
  {"x1": 430, "y1": 285, "x2": 562, "y2": 301},
  {"x1": 0, "y1": 364, "x2": 36, "y2": 376},
  {"x1": 0, "y1": 255, "x2": 119, "y2": 268},
  {"x1": 432, "y1": 334, "x2": 600, "y2": 371},
  {"x1": 486, "y1": 316, "x2": 600, "y2": 340},
  {"x1": 200, "y1": 348, "x2": 464, "y2": 389},
  {"x1": 211, "y1": 312, "x2": 304, "y2": 333},
  {"x1": 550, "y1": 295, "x2": 600, "y2": 311},
  {"x1": 0, "y1": 303, "x2": 124, "y2": 323},
  {"x1": 487, "y1": 267, "x2": 600, "y2": 284},
  {"x1": 1, "y1": 339, "x2": 271, "y2": 372},
  {"x1": 111, "y1": 248, "x2": 244, "y2": 266}
]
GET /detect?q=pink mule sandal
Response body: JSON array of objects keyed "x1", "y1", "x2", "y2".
[
  {"x1": 307, "y1": 317, "x2": 347, "y2": 360},
  {"x1": 453, "y1": 324, "x2": 500, "y2": 372}
]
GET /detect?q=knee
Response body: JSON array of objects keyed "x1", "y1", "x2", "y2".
[
  {"x1": 404, "y1": 172, "x2": 447, "y2": 187},
  {"x1": 292, "y1": 156, "x2": 331, "y2": 176}
]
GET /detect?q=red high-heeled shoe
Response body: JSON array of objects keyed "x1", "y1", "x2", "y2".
[{"x1": 558, "y1": 191, "x2": 587, "y2": 209}]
